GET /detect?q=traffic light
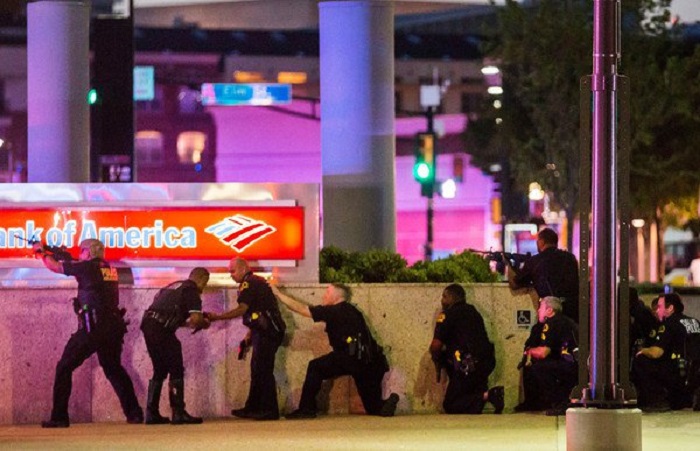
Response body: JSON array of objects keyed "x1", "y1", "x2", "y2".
[
  {"x1": 414, "y1": 132, "x2": 436, "y2": 197},
  {"x1": 87, "y1": 88, "x2": 100, "y2": 105}
]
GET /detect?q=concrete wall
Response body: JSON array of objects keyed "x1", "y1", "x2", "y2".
[{"x1": 0, "y1": 283, "x2": 535, "y2": 425}]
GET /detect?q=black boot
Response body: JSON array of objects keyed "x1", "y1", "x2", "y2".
[
  {"x1": 145, "y1": 379, "x2": 170, "y2": 425},
  {"x1": 169, "y1": 379, "x2": 203, "y2": 425}
]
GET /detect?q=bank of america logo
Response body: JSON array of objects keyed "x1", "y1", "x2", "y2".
[{"x1": 205, "y1": 215, "x2": 277, "y2": 252}]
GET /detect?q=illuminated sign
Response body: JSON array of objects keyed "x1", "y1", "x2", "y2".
[
  {"x1": 200, "y1": 83, "x2": 292, "y2": 106},
  {"x1": 134, "y1": 66, "x2": 155, "y2": 101},
  {"x1": 0, "y1": 207, "x2": 304, "y2": 261}
]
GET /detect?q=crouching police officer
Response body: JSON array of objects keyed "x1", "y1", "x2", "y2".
[
  {"x1": 271, "y1": 283, "x2": 399, "y2": 419},
  {"x1": 632, "y1": 292, "x2": 700, "y2": 411},
  {"x1": 33, "y1": 239, "x2": 143, "y2": 428},
  {"x1": 141, "y1": 267, "x2": 210, "y2": 425},
  {"x1": 431, "y1": 284, "x2": 504, "y2": 414}
]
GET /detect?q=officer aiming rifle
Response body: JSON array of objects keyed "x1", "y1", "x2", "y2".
[{"x1": 468, "y1": 248, "x2": 530, "y2": 274}]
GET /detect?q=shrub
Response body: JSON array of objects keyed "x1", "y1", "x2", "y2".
[{"x1": 319, "y1": 247, "x2": 498, "y2": 283}]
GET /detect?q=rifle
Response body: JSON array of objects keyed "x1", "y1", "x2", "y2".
[
  {"x1": 468, "y1": 249, "x2": 530, "y2": 270},
  {"x1": 15, "y1": 234, "x2": 74, "y2": 262}
]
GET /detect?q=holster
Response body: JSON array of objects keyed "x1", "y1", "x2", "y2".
[
  {"x1": 244, "y1": 310, "x2": 284, "y2": 336},
  {"x1": 76, "y1": 304, "x2": 97, "y2": 334},
  {"x1": 452, "y1": 350, "x2": 477, "y2": 376}
]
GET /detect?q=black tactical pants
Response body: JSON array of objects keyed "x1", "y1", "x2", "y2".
[
  {"x1": 298, "y1": 351, "x2": 387, "y2": 415},
  {"x1": 523, "y1": 359, "x2": 577, "y2": 410},
  {"x1": 632, "y1": 355, "x2": 686, "y2": 408},
  {"x1": 243, "y1": 332, "x2": 283, "y2": 415},
  {"x1": 443, "y1": 354, "x2": 494, "y2": 414},
  {"x1": 51, "y1": 322, "x2": 141, "y2": 422},
  {"x1": 141, "y1": 318, "x2": 185, "y2": 381}
]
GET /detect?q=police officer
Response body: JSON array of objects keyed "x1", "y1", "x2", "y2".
[
  {"x1": 33, "y1": 239, "x2": 143, "y2": 428},
  {"x1": 507, "y1": 228, "x2": 580, "y2": 322},
  {"x1": 207, "y1": 258, "x2": 286, "y2": 420},
  {"x1": 516, "y1": 296, "x2": 578, "y2": 416},
  {"x1": 271, "y1": 283, "x2": 399, "y2": 419},
  {"x1": 430, "y1": 283, "x2": 504, "y2": 414},
  {"x1": 141, "y1": 267, "x2": 210, "y2": 425},
  {"x1": 633, "y1": 292, "x2": 700, "y2": 411}
]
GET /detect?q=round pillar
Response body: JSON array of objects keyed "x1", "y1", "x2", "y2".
[
  {"x1": 319, "y1": 0, "x2": 396, "y2": 251},
  {"x1": 27, "y1": 1, "x2": 90, "y2": 182}
]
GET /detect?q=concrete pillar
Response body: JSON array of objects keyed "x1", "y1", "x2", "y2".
[
  {"x1": 27, "y1": 1, "x2": 90, "y2": 182},
  {"x1": 567, "y1": 408, "x2": 642, "y2": 451},
  {"x1": 319, "y1": 1, "x2": 396, "y2": 252}
]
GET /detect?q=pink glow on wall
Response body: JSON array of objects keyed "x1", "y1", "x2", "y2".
[
  {"x1": 207, "y1": 104, "x2": 499, "y2": 262},
  {"x1": 208, "y1": 100, "x2": 322, "y2": 183}
]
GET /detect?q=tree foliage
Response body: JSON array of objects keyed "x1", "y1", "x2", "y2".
[{"x1": 465, "y1": 0, "x2": 700, "y2": 258}]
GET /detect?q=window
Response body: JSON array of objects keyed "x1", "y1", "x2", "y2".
[
  {"x1": 135, "y1": 130, "x2": 164, "y2": 167},
  {"x1": 177, "y1": 131, "x2": 207, "y2": 164},
  {"x1": 277, "y1": 72, "x2": 307, "y2": 84}
]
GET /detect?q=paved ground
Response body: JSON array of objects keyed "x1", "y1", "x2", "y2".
[{"x1": 1, "y1": 411, "x2": 698, "y2": 450}]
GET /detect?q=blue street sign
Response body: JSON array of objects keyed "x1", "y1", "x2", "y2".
[{"x1": 200, "y1": 83, "x2": 292, "y2": 106}]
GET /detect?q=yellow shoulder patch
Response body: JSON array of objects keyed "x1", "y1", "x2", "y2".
[
  {"x1": 436, "y1": 313, "x2": 446, "y2": 323},
  {"x1": 101, "y1": 267, "x2": 118, "y2": 282}
]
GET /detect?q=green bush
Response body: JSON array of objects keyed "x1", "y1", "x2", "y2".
[{"x1": 319, "y1": 247, "x2": 498, "y2": 283}]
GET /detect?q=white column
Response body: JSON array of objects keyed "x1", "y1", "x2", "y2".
[
  {"x1": 27, "y1": 1, "x2": 90, "y2": 182},
  {"x1": 636, "y1": 227, "x2": 645, "y2": 283},
  {"x1": 650, "y1": 221, "x2": 658, "y2": 282},
  {"x1": 319, "y1": 0, "x2": 396, "y2": 251}
]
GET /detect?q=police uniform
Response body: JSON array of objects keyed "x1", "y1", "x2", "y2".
[
  {"x1": 513, "y1": 247, "x2": 580, "y2": 322},
  {"x1": 141, "y1": 278, "x2": 204, "y2": 423},
  {"x1": 237, "y1": 271, "x2": 286, "y2": 419},
  {"x1": 633, "y1": 312, "x2": 697, "y2": 409},
  {"x1": 433, "y1": 301, "x2": 495, "y2": 414},
  {"x1": 521, "y1": 314, "x2": 578, "y2": 411},
  {"x1": 46, "y1": 258, "x2": 142, "y2": 426},
  {"x1": 295, "y1": 302, "x2": 391, "y2": 416}
]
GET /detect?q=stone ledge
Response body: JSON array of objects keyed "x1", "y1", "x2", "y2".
[{"x1": 0, "y1": 283, "x2": 534, "y2": 424}]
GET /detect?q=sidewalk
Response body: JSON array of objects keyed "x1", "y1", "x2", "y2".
[{"x1": 1, "y1": 411, "x2": 698, "y2": 450}]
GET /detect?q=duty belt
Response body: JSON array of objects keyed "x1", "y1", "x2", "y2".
[
  {"x1": 144, "y1": 310, "x2": 169, "y2": 324},
  {"x1": 143, "y1": 309, "x2": 180, "y2": 330}
]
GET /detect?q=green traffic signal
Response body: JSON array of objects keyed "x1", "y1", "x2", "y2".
[
  {"x1": 414, "y1": 132, "x2": 436, "y2": 182},
  {"x1": 414, "y1": 161, "x2": 433, "y2": 181},
  {"x1": 87, "y1": 88, "x2": 99, "y2": 105}
]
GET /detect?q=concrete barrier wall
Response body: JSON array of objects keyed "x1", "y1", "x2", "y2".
[{"x1": 0, "y1": 283, "x2": 535, "y2": 425}]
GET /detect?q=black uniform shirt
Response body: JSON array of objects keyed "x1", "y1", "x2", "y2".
[
  {"x1": 148, "y1": 279, "x2": 203, "y2": 328},
  {"x1": 514, "y1": 247, "x2": 579, "y2": 320},
  {"x1": 655, "y1": 313, "x2": 692, "y2": 361},
  {"x1": 309, "y1": 302, "x2": 374, "y2": 354},
  {"x1": 433, "y1": 301, "x2": 491, "y2": 360},
  {"x1": 535, "y1": 314, "x2": 578, "y2": 361},
  {"x1": 679, "y1": 314, "x2": 700, "y2": 361},
  {"x1": 63, "y1": 257, "x2": 119, "y2": 311},
  {"x1": 237, "y1": 271, "x2": 285, "y2": 336}
]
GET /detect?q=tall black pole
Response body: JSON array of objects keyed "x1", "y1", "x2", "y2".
[
  {"x1": 424, "y1": 106, "x2": 435, "y2": 262},
  {"x1": 587, "y1": 0, "x2": 622, "y2": 404}
]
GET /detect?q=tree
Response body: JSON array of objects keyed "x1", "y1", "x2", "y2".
[
  {"x1": 465, "y1": 0, "x2": 591, "y2": 249},
  {"x1": 465, "y1": 0, "x2": 700, "y2": 276}
]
